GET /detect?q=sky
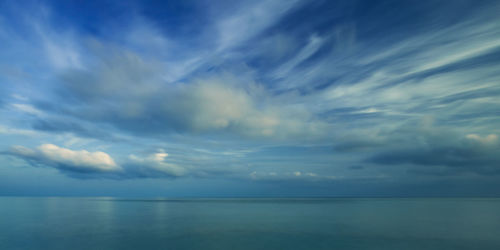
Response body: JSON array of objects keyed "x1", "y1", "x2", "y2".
[{"x1": 1, "y1": 0, "x2": 500, "y2": 197}]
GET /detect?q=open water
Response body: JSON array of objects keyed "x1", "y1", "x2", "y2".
[{"x1": 1, "y1": 197, "x2": 499, "y2": 249}]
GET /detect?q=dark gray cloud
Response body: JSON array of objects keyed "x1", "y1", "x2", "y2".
[
  {"x1": 363, "y1": 123, "x2": 500, "y2": 175},
  {"x1": 370, "y1": 144, "x2": 500, "y2": 175}
]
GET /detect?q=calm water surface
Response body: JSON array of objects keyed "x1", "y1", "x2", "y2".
[{"x1": 1, "y1": 197, "x2": 499, "y2": 249}]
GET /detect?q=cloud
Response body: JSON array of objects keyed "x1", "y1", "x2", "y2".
[
  {"x1": 126, "y1": 149, "x2": 187, "y2": 178},
  {"x1": 248, "y1": 170, "x2": 385, "y2": 182},
  {"x1": 23, "y1": 0, "x2": 500, "y2": 146},
  {"x1": 272, "y1": 34, "x2": 324, "y2": 79},
  {"x1": 9, "y1": 144, "x2": 120, "y2": 174},
  {"x1": 0, "y1": 125, "x2": 38, "y2": 136},
  {"x1": 214, "y1": 0, "x2": 301, "y2": 51},
  {"x1": 10, "y1": 103, "x2": 43, "y2": 116},
  {"x1": 8, "y1": 145, "x2": 197, "y2": 179},
  {"x1": 466, "y1": 134, "x2": 498, "y2": 145},
  {"x1": 31, "y1": 118, "x2": 121, "y2": 141},
  {"x1": 164, "y1": 79, "x2": 327, "y2": 139},
  {"x1": 364, "y1": 122, "x2": 500, "y2": 175},
  {"x1": 47, "y1": 45, "x2": 328, "y2": 141}
]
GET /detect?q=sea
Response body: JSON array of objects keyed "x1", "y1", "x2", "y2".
[{"x1": 1, "y1": 197, "x2": 499, "y2": 249}]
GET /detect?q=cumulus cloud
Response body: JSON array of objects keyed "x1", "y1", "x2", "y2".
[
  {"x1": 9, "y1": 144, "x2": 120, "y2": 173},
  {"x1": 7, "y1": 144, "x2": 193, "y2": 179}
]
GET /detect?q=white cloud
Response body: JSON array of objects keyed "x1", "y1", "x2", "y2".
[
  {"x1": 128, "y1": 149, "x2": 186, "y2": 177},
  {"x1": 11, "y1": 103, "x2": 43, "y2": 116},
  {"x1": 175, "y1": 79, "x2": 328, "y2": 139},
  {"x1": 10, "y1": 144, "x2": 120, "y2": 172},
  {"x1": 42, "y1": 37, "x2": 83, "y2": 70},
  {"x1": 0, "y1": 125, "x2": 38, "y2": 136},
  {"x1": 27, "y1": 8, "x2": 83, "y2": 70},
  {"x1": 466, "y1": 134, "x2": 498, "y2": 145},
  {"x1": 272, "y1": 34, "x2": 325, "y2": 79},
  {"x1": 285, "y1": 171, "x2": 386, "y2": 181},
  {"x1": 215, "y1": 0, "x2": 301, "y2": 51},
  {"x1": 11, "y1": 94, "x2": 28, "y2": 101},
  {"x1": 249, "y1": 171, "x2": 345, "y2": 181}
]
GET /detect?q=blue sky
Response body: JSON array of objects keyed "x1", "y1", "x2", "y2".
[{"x1": 1, "y1": 0, "x2": 500, "y2": 197}]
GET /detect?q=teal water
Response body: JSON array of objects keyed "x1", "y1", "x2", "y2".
[{"x1": 1, "y1": 197, "x2": 499, "y2": 249}]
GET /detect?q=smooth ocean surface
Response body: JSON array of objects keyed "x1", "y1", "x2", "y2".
[{"x1": 1, "y1": 197, "x2": 499, "y2": 250}]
